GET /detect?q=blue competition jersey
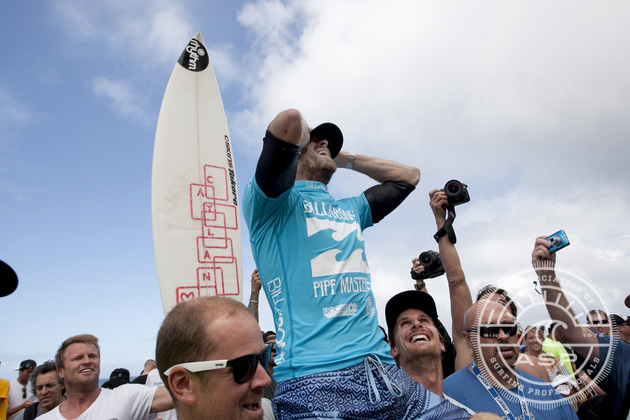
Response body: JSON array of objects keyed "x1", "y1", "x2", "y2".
[{"x1": 242, "y1": 178, "x2": 394, "y2": 382}]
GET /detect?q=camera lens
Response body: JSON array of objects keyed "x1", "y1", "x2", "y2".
[
  {"x1": 447, "y1": 182, "x2": 461, "y2": 195},
  {"x1": 419, "y1": 251, "x2": 437, "y2": 266}
]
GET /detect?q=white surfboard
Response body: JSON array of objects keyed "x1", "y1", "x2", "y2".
[{"x1": 152, "y1": 32, "x2": 242, "y2": 314}]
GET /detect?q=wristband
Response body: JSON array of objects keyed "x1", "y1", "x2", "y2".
[
  {"x1": 249, "y1": 299, "x2": 258, "y2": 304},
  {"x1": 345, "y1": 153, "x2": 355, "y2": 169},
  {"x1": 433, "y1": 227, "x2": 447, "y2": 242},
  {"x1": 414, "y1": 281, "x2": 426, "y2": 291}
]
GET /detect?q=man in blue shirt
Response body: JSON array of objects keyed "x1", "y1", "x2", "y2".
[
  {"x1": 443, "y1": 300, "x2": 578, "y2": 419},
  {"x1": 243, "y1": 109, "x2": 470, "y2": 419}
]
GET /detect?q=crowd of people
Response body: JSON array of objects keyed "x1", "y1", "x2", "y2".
[{"x1": 2, "y1": 108, "x2": 629, "y2": 420}]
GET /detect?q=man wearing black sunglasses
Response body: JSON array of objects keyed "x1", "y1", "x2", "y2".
[
  {"x1": 586, "y1": 309, "x2": 611, "y2": 336},
  {"x1": 443, "y1": 300, "x2": 578, "y2": 419},
  {"x1": 156, "y1": 296, "x2": 272, "y2": 420}
]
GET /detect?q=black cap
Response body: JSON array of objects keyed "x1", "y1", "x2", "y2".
[
  {"x1": 385, "y1": 290, "x2": 439, "y2": 340},
  {"x1": 18, "y1": 359, "x2": 36, "y2": 371},
  {"x1": 625, "y1": 294, "x2": 630, "y2": 309},
  {"x1": 310, "y1": 123, "x2": 343, "y2": 159},
  {"x1": 611, "y1": 314, "x2": 628, "y2": 327},
  {"x1": 109, "y1": 368, "x2": 130, "y2": 381}
]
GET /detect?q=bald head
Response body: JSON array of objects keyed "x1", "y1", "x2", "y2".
[
  {"x1": 155, "y1": 296, "x2": 252, "y2": 396},
  {"x1": 464, "y1": 300, "x2": 514, "y2": 330}
]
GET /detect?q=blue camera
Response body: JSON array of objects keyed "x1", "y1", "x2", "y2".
[{"x1": 546, "y1": 230, "x2": 570, "y2": 253}]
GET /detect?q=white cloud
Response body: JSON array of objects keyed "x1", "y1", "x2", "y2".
[
  {"x1": 91, "y1": 78, "x2": 148, "y2": 123},
  {"x1": 235, "y1": 0, "x2": 630, "y2": 334},
  {"x1": 234, "y1": 0, "x2": 630, "y2": 174},
  {"x1": 52, "y1": 0, "x2": 197, "y2": 66}
]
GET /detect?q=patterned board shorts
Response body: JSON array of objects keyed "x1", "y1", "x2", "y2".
[{"x1": 272, "y1": 356, "x2": 471, "y2": 420}]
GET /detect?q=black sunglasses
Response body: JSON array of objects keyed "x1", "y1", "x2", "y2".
[
  {"x1": 165, "y1": 344, "x2": 272, "y2": 384},
  {"x1": 590, "y1": 319, "x2": 609, "y2": 325},
  {"x1": 467, "y1": 324, "x2": 519, "y2": 338}
]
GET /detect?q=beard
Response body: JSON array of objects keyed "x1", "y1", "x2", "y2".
[
  {"x1": 310, "y1": 165, "x2": 336, "y2": 184},
  {"x1": 297, "y1": 154, "x2": 337, "y2": 184}
]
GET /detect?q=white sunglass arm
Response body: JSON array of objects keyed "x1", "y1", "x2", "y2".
[{"x1": 164, "y1": 359, "x2": 229, "y2": 376}]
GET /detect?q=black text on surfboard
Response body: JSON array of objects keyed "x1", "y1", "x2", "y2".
[
  {"x1": 225, "y1": 135, "x2": 238, "y2": 206},
  {"x1": 178, "y1": 38, "x2": 209, "y2": 72}
]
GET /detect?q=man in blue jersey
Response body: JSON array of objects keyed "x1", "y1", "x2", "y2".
[
  {"x1": 243, "y1": 109, "x2": 470, "y2": 419},
  {"x1": 533, "y1": 236, "x2": 630, "y2": 419},
  {"x1": 443, "y1": 300, "x2": 578, "y2": 419}
]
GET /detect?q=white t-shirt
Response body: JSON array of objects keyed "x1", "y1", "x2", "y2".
[
  {"x1": 8, "y1": 379, "x2": 36, "y2": 420},
  {"x1": 38, "y1": 384, "x2": 156, "y2": 420},
  {"x1": 145, "y1": 369, "x2": 177, "y2": 420}
]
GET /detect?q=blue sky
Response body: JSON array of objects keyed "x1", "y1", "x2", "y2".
[{"x1": 2, "y1": 0, "x2": 630, "y2": 379}]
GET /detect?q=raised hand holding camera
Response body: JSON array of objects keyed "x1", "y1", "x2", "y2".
[
  {"x1": 545, "y1": 229, "x2": 570, "y2": 253},
  {"x1": 411, "y1": 250, "x2": 446, "y2": 281},
  {"x1": 433, "y1": 179, "x2": 470, "y2": 244}
]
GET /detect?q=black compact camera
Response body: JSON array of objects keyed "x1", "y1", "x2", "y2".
[
  {"x1": 443, "y1": 180, "x2": 470, "y2": 207},
  {"x1": 546, "y1": 229, "x2": 570, "y2": 253},
  {"x1": 411, "y1": 250, "x2": 446, "y2": 280}
]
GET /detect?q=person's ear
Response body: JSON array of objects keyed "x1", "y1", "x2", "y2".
[
  {"x1": 464, "y1": 331, "x2": 474, "y2": 350},
  {"x1": 390, "y1": 344, "x2": 399, "y2": 360},
  {"x1": 168, "y1": 368, "x2": 198, "y2": 405}
]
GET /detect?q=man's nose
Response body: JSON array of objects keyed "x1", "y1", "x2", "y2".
[
  {"x1": 251, "y1": 360, "x2": 272, "y2": 389},
  {"x1": 497, "y1": 328, "x2": 510, "y2": 340},
  {"x1": 316, "y1": 138, "x2": 328, "y2": 147}
]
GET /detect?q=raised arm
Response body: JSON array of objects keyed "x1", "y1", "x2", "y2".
[
  {"x1": 150, "y1": 385, "x2": 175, "y2": 413},
  {"x1": 254, "y1": 109, "x2": 311, "y2": 198},
  {"x1": 428, "y1": 189, "x2": 473, "y2": 369},
  {"x1": 334, "y1": 151, "x2": 420, "y2": 186},
  {"x1": 334, "y1": 151, "x2": 420, "y2": 223},
  {"x1": 267, "y1": 108, "x2": 311, "y2": 147},
  {"x1": 532, "y1": 236, "x2": 599, "y2": 359},
  {"x1": 247, "y1": 268, "x2": 261, "y2": 323}
]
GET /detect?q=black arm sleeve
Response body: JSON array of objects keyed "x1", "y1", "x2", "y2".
[
  {"x1": 254, "y1": 130, "x2": 303, "y2": 198},
  {"x1": 364, "y1": 180, "x2": 416, "y2": 224}
]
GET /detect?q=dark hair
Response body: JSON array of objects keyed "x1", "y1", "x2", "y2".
[
  {"x1": 586, "y1": 309, "x2": 608, "y2": 323},
  {"x1": 263, "y1": 331, "x2": 276, "y2": 342},
  {"x1": 476, "y1": 285, "x2": 518, "y2": 318},
  {"x1": 29, "y1": 360, "x2": 63, "y2": 394}
]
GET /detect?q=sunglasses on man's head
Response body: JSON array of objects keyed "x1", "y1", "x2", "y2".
[
  {"x1": 466, "y1": 324, "x2": 519, "y2": 338},
  {"x1": 164, "y1": 345, "x2": 271, "y2": 384}
]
